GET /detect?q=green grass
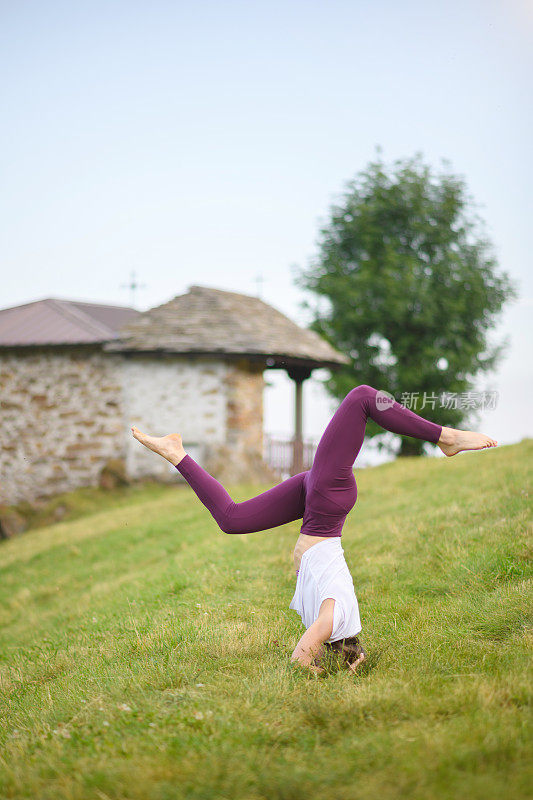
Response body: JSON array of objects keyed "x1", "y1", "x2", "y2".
[{"x1": 1, "y1": 440, "x2": 532, "y2": 800}]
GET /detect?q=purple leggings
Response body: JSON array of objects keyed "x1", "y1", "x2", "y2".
[{"x1": 175, "y1": 384, "x2": 442, "y2": 537}]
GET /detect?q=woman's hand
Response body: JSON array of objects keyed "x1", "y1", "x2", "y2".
[
  {"x1": 290, "y1": 599, "x2": 335, "y2": 673},
  {"x1": 348, "y1": 652, "x2": 366, "y2": 673},
  {"x1": 290, "y1": 658, "x2": 325, "y2": 676}
]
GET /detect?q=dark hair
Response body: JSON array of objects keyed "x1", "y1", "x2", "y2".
[{"x1": 320, "y1": 635, "x2": 365, "y2": 669}]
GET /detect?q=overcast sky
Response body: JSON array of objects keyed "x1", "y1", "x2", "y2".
[{"x1": 1, "y1": 0, "x2": 532, "y2": 459}]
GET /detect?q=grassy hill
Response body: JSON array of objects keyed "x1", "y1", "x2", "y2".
[{"x1": 0, "y1": 440, "x2": 531, "y2": 800}]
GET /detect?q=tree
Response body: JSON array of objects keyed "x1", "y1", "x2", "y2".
[{"x1": 295, "y1": 150, "x2": 517, "y2": 456}]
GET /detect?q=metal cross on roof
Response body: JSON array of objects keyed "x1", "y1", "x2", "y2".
[
  {"x1": 121, "y1": 271, "x2": 146, "y2": 308},
  {"x1": 253, "y1": 273, "x2": 265, "y2": 298}
]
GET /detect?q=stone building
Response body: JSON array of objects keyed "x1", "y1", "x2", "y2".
[{"x1": 0, "y1": 285, "x2": 348, "y2": 506}]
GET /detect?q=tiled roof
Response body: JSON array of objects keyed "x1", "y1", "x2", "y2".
[
  {"x1": 105, "y1": 285, "x2": 349, "y2": 368},
  {"x1": 0, "y1": 298, "x2": 140, "y2": 346}
]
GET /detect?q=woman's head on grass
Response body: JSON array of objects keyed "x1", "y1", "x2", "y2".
[{"x1": 315, "y1": 635, "x2": 366, "y2": 674}]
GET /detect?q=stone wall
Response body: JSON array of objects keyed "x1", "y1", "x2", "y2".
[
  {"x1": 0, "y1": 348, "x2": 124, "y2": 505},
  {"x1": 122, "y1": 355, "x2": 275, "y2": 485},
  {"x1": 204, "y1": 358, "x2": 277, "y2": 484},
  {"x1": 122, "y1": 355, "x2": 228, "y2": 481},
  {"x1": 0, "y1": 349, "x2": 275, "y2": 507}
]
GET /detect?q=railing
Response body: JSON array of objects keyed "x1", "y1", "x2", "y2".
[{"x1": 263, "y1": 435, "x2": 317, "y2": 475}]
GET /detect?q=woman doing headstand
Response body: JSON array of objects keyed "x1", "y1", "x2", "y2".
[{"x1": 131, "y1": 384, "x2": 497, "y2": 674}]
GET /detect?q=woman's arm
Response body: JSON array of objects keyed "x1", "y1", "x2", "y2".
[{"x1": 290, "y1": 598, "x2": 335, "y2": 673}]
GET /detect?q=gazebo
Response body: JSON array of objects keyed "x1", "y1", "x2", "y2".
[{"x1": 106, "y1": 285, "x2": 349, "y2": 475}]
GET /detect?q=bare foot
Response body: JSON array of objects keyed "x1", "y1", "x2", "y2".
[
  {"x1": 437, "y1": 426, "x2": 498, "y2": 457},
  {"x1": 131, "y1": 427, "x2": 186, "y2": 466}
]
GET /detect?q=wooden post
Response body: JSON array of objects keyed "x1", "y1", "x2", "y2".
[{"x1": 287, "y1": 366, "x2": 312, "y2": 475}]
